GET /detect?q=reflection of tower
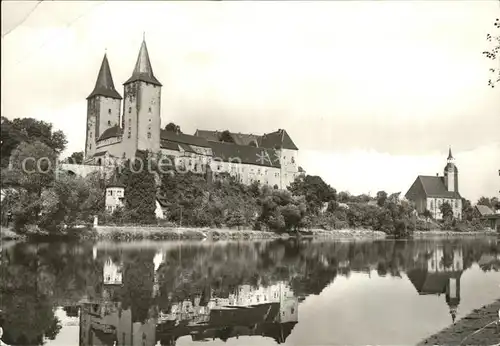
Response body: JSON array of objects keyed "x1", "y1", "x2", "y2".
[
  {"x1": 103, "y1": 257, "x2": 123, "y2": 285},
  {"x1": 153, "y1": 250, "x2": 165, "y2": 298},
  {"x1": 446, "y1": 275, "x2": 460, "y2": 323},
  {"x1": 408, "y1": 246, "x2": 464, "y2": 324}
]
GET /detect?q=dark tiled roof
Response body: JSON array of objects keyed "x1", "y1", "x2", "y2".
[
  {"x1": 260, "y1": 129, "x2": 298, "y2": 150},
  {"x1": 209, "y1": 141, "x2": 280, "y2": 168},
  {"x1": 195, "y1": 129, "x2": 298, "y2": 150},
  {"x1": 124, "y1": 40, "x2": 162, "y2": 86},
  {"x1": 417, "y1": 175, "x2": 461, "y2": 199},
  {"x1": 195, "y1": 130, "x2": 261, "y2": 146},
  {"x1": 92, "y1": 151, "x2": 108, "y2": 157},
  {"x1": 160, "y1": 140, "x2": 180, "y2": 151},
  {"x1": 87, "y1": 54, "x2": 122, "y2": 100},
  {"x1": 161, "y1": 130, "x2": 211, "y2": 148},
  {"x1": 475, "y1": 205, "x2": 494, "y2": 216},
  {"x1": 97, "y1": 125, "x2": 123, "y2": 141}
]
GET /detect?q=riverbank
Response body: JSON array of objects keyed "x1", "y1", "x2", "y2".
[
  {"x1": 2, "y1": 225, "x2": 497, "y2": 242},
  {"x1": 417, "y1": 299, "x2": 500, "y2": 346},
  {"x1": 413, "y1": 229, "x2": 498, "y2": 238},
  {"x1": 91, "y1": 226, "x2": 389, "y2": 241}
]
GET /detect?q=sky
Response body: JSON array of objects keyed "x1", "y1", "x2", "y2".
[{"x1": 2, "y1": 0, "x2": 499, "y2": 202}]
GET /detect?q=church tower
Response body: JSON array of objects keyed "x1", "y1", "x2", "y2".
[
  {"x1": 122, "y1": 37, "x2": 162, "y2": 158},
  {"x1": 444, "y1": 147, "x2": 459, "y2": 193},
  {"x1": 85, "y1": 53, "x2": 122, "y2": 160}
]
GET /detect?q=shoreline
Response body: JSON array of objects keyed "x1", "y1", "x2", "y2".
[
  {"x1": 417, "y1": 299, "x2": 500, "y2": 346},
  {"x1": 1, "y1": 225, "x2": 497, "y2": 242}
]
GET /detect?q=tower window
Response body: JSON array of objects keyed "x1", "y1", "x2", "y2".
[
  {"x1": 108, "y1": 109, "x2": 111, "y2": 115},
  {"x1": 147, "y1": 132, "x2": 151, "y2": 138},
  {"x1": 128, "y1": 107, "x2": 131, "y2": 113},
  {"x1": 148, "y1": 107, "x2": 152, "y2": 113},
  {"x1": 108, "y1": 120, "x2": 111, "y2": 126},
  {"x1": 90, "y1": 132, "x2": 92, "y2": 137},
  {"x1": 128, "y1": 131, "x2": 131, "y2": 138}
]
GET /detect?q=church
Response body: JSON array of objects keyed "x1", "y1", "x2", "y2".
[
  {"x1": 82, "y1": 38, "x2": 299, "y2": 189},
  {"x1": 405, "y1": 148, "x2": 462, "y2": 220}
]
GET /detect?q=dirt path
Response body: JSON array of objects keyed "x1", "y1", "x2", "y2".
[{"x1": 418, "y1": 299, "x2": 500, "y2": 346}]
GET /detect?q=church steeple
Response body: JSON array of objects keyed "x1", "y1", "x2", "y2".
[
  {"x1": 124, "y1": 37, "x2": 162, "y2": 86},
  {"x1": 87, "y1": 53, "x2": 122, "y2": 100},
  {"x1": 447, "y1": 146, "x2": 454, "y2": 162}
]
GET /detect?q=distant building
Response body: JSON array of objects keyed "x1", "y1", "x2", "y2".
[
  {"x1": 475, "y1": 205, "x2": 500, "y2": 231},
  {"x1": 405, "y1": 148, "x2": 462, "y2": 220},
  {"x1": 105, "y1": 182, "x2": 125, "y2": 214}
]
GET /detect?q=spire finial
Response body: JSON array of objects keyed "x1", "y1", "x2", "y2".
[
  {"x1": 447, "y1": 146, "x2": 454, "y2": 161},
  {"x1": 143, "y1": 31, "x2": 145, "y2": 41}
]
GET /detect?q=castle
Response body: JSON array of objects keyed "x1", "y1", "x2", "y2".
[{"x1": 82, "y1": 37, "x2": 299, "y2": 189}]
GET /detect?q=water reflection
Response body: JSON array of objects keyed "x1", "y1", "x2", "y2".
[{"x1": 0, "y1": 238, "x2": 499, "y2": 345}]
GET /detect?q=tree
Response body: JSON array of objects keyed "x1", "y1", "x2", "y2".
[
  {"x1": 65, "y1": 151, "x2": 84, "y2": 164},
  {"x1": 288, "y1": 175, "x2": 336, "y2": 214},
  {"x1": 120, "y1": 159, "x2": 157, "y2": 224},
  {"x1": 165, "y1": 122, "x2": 182, "y2": 133},
  {"x1": 461, "y1": 198, "x2": 475, "y2": 221},
  {"x1": 1, "y1": 117, "x2": 67, "y2": 167},
  {"x1": 219, "y1": 130, "x2": 235, "y2": 143},
  {"x1": 376, "y1": 191, "x2": 388, "y2": 207},
  {"x1": 440, "y1": 201, "x2": 454, "y2": 221},
  {"x1": 477, "y1": 196, "x2": 493, "y2": 208},
  {"x1": 483, "y1": 17, "x2": 500, "y2": 87}
]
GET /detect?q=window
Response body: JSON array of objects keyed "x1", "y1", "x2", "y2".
[
  {"x1": 147, "y1": 132, "x2": 151, "y2": 139},
  {"x1": 149, "y1": 118, "x2": 151, "y2": 122},
  {"x1": 128, "y1": 107, "x2": 131, "y2": 113},
  {"x1": 291, "y1": 156, "x2": 295, "y2": 164},
  {"x1": 89, "y1": 144, "x2": 92, "y2": 149},
  {"x1": 148, "y1": 107, "x2": 152, "y2": 113},
  {"x1": 128, "y1": 131, "x2": 131, "y2": 138},
  {"x1": 90, "y1": 132, "x2": 92, "y2": 137},
  {"x1": 107, "y1": 120, "x2": 111, "y2": 126},
  {"x1": 108, "y1": 109, "x2": 111, "y2": 115},
  {"x1": 430, "y1": 200, "x2": 434, "y2": 209},
  {"x1": 108, "y1": 190, "x2": 113, "y2": 196}
]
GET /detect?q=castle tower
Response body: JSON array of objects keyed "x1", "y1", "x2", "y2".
[
  {"x1": 85, "y1": 53, "x2": 122, "y2": 160},
  {"x1": 122, "y1": 37, "x2": 162, "y2": 158},
  {"x1": 444, "y1": 147, "x2": 459, "y2": 193}
]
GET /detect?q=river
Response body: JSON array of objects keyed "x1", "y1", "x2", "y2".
[{"x1": 1, "y1": 237, "x2": 499, "y2": 346}]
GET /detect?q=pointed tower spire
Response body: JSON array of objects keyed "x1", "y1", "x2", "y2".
[
  {"x1": 447, "y1": 146, "x2": 454, "y2": 161},
  {"x1": 87, "y1": 53, "x2": 122, "y2": 99},
  {"x1": 124, "y1": 37, "x2": 162, "y2": 86}
]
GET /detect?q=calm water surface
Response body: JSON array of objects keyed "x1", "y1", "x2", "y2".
[{"x1": 1, "y1": 238, "x2": 499, "y2": 346}]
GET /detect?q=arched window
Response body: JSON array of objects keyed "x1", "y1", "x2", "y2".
[{"x1": 430, "y1": 200, "x2": 434, "y2": 209}]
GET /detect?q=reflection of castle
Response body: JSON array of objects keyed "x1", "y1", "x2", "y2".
[
  {"x1": 79, "y1": 302, "x2": 156, "y2": 346},
  {"x1": 80, "y1": 249, "x2": 298, "y2": 345},
  {"x1": 407, "y1": 247, "x2": 464, "y2": 323}
]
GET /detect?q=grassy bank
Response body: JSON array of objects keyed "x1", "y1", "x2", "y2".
[
  {"x1": 417, "y1": 299, "x2": 500, "y2": 346},
  {"x1": 413, "y1": 229, "x2": 498, "y2": 238},
  {"x1": 89, "y1": 226, "x2": 389, "y2": 241}
]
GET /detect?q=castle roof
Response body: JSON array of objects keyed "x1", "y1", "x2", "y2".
[
  {"x1": 414, "y1": 175, "x2": 461, "y2": 199},
  {"x1": 160, "y1": 130, "x2": 211, "y2": 148},
  {"x1": 97, "y1": 125, "x2": 122, "y2": 141},
  {"x1": 195, "y1": 130, "x2": 261, "y2": 146},
  {"x1": 124, "y1": 39, "x2": 162, "y2": 86},
  {"x1": 260, "y1": 129, "x2": 298, "y2": 150},
  {"x1": 208, "y1": 141, "x2": 281, "y2": 168},
  {"x1": 195, "y1": 129, "x2": 299, "y2": 150},
  {"x1": 87, "y1": 54, "x2": 122, "y2": 100}
]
